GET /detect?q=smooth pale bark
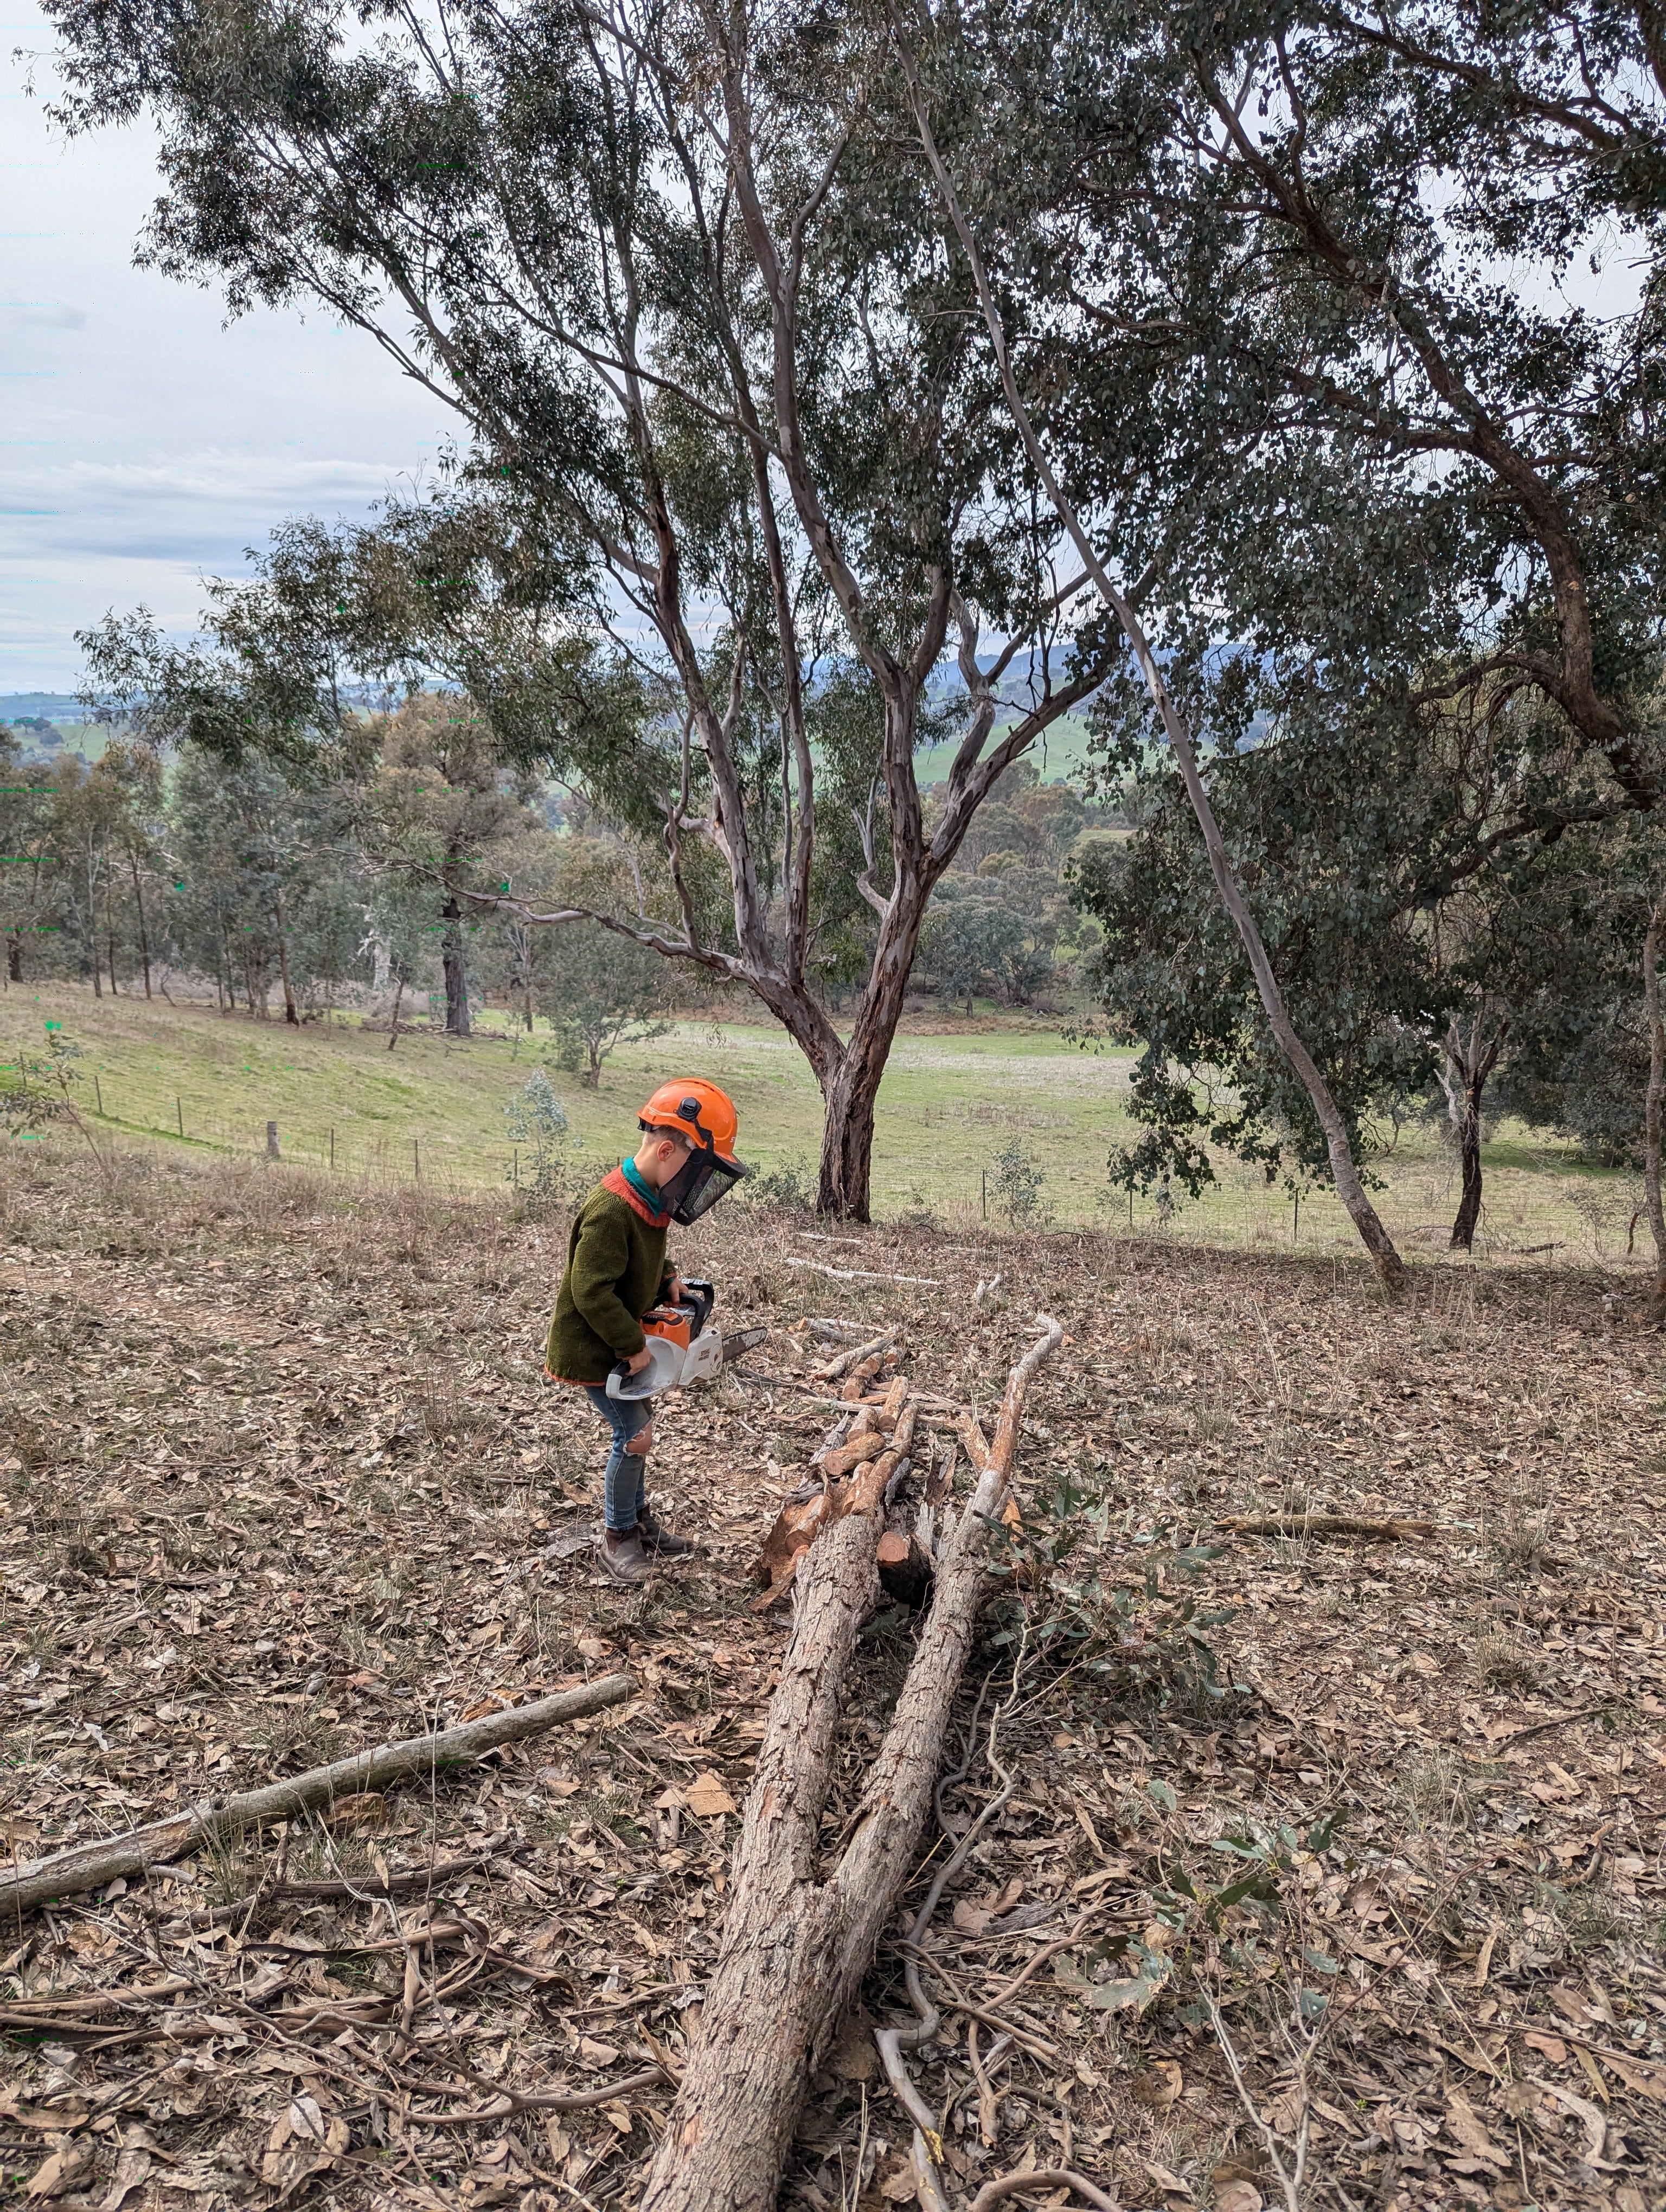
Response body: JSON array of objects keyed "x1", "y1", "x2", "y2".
[
  {"x1": 643, "y1": 1318, "x2": 1062, "y2": 2212},
  {"x1": 892, "y1": 24, "x2": 1410, "y2": 1291},
  {"x1": 0, "y1": 1676, "x2": 633, "y2": 1919}
]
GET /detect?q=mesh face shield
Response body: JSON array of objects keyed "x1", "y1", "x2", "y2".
[{"x1": 659, "y1": 1146, "x2": 749, "y2": 1224}]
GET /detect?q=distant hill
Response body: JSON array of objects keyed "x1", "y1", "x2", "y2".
[{"x1": 0, "y1": 694, "x2": 89, "y2": 721}]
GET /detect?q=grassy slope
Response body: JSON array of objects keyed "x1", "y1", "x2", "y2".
[{"x1": 0, "y1": 980, "x2": 1646, "y2": 1266}]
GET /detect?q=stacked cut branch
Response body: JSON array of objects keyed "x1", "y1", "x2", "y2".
[{"x1": 642, "y1": 1314, "x2": 1064, "y2": 2212}]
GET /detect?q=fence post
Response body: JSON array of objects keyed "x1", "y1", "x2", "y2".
[
  {"x1": 512, "y1": 1148, "x2": 519, "y2": 1189},
  {"x1": 981, "y1": 1169, "x2": 988, "y2": 1221},
  {"x1": 329, "y1": 1127, "x2": 335, "y2": 1171},
  {"x1": 176, "y1": 1097, "x2": 184, "y2": 1139},
  {"x1": 413, "y1": 1139, "x2": 421, "y2": 1185},
  {"x1": 94, "y1": 1075, "x2": 104, "y2": 1117},
  {"x1": 266, "y1": 1120, "x2": 279, "y2": 1160}
]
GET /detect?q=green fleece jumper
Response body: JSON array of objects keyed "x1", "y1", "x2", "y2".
[{"x1": 545, "y1": 1165, "x2": 675, "y2": 1386}]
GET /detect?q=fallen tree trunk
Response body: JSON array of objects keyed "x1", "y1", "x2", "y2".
[
  {"x1": 642, "y1": 1316, "x2": 1063, "y2": 2212},
  {"x1": 0, "y1": 1674, "x2": 634, "y2": 1919}
]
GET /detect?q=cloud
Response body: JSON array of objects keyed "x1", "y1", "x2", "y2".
[{"x1": 3, "y1": 302, "x2": 89, "y2": 330}]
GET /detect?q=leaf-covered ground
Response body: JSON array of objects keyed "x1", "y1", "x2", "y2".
[{"x1": 2, "y1": 1141, "x2": 1663, "y2": 2212}]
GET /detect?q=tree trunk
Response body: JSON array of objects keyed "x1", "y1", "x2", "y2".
[
  {"x1": 815, "y1": 845, "x2": 932, "y2": 1218},
  {"x1": 817, "y1": 1062, "x2": 882, "y2": 1218},
  {"x1": 388, "y1": 973, "x2": 406, "y2": 1051},
  {"x1": 642, "y1": 1317, "x2": 1062, "y2": 2212},
  {"x1": 87, "y1": 846, "x2": 101, "y2": 998},
  {"x1": 1645, "y1": 893, "x2": 1666, "y2": 1321},
  {"x1": 274, "y1": 890, "x2": 300, "y2": 1025},
  {"x1": 127, "y1": 845, "x2": 152, "y2": 999},
  {"x1": 7, "y1": 935, "x2": 20, "y2": 985},
  {"x1": 441, "y1": 886, "x2": 471, "y2": 1037},
  {"x1": 1438, "y1": 1014, "x2": 1504, "y2": 1254},
  {"x1": 1450, "y1": 1088, "x2": 1484, "y2": 1251},
  {"x1": 585, "y1": 1039, "x2": 601, "y2": 1089},
  {"x1": 896, "y1": 63, "x2": 1409, "y2": 1290}
]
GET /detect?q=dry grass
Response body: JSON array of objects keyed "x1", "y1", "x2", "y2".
[{"x1": 1, "y1": 1137, "x2": 1663, "y2": 2212}]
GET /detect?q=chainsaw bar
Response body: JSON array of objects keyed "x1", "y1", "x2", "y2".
[{"x1": 721, "y1": 1325, "x2": 770, "y2": 1363}]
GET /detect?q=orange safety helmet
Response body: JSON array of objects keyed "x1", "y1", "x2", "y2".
[
  {"x1": 638, "y1": 1079, "x2": 751, "y2": 1222},
  {"x1": 639, "y1": 1079, "x2": 744, "y2": 1165}
]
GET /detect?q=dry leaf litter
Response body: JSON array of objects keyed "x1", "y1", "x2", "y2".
[{"x1": 0, "y1": 1142, "x2": 1662, "y2": 2212}]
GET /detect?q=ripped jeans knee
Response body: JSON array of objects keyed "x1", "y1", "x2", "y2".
[{"x1": 582, "y1": 1382, "x2": 657, "y2": 1532}]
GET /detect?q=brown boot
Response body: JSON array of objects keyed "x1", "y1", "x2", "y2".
[
  {"x1": 637, "y1": 1507, "x2": 695, "y2": 1558},
  {"x1": 598, "y1": 1526, "x2": 652, "y2": 1585}
]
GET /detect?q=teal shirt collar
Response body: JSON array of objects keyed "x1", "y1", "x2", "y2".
[{"x1": 620, "y1": 1156, "x2": 670, "y2": 1220}]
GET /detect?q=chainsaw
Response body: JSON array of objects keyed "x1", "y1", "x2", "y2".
[{"x1": 605, "y1": 1278, "x2": 768, "y2": 1401}]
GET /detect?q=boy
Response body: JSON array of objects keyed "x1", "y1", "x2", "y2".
[{"x1": 545, "y1": 1080, "x2": 749, "y2": 1585}]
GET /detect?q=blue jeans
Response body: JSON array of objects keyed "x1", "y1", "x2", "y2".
[{"x1": 581, "y1": 1385, "x2": 655, "y2": 1532}]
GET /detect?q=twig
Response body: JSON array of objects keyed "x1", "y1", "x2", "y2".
[
  {"x1": 1201, "y1": 1990, "x2": 1307, "y2": 2212},
  {"x1": 411, "y1": 2066, "x2": 670, "y2": 2124},
  {"x1": 966, "y1": 2023, "x2": 1013, "y2": 2147},
  {"x1": 967, "y1": 2171, "x2": 1118, "y2": 2212},
  {"x1": 1487, "y1": 1702, "x2": 1614, "y2": 1745}
]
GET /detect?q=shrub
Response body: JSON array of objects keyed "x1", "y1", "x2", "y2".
[{"x1": 505, "y1": 1071, "x2": 582, "y2": 1205}]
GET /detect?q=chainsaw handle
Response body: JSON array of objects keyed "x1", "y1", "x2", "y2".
[{"x1": 680, "y1": 1278, "x2": 715, "y2": 1337}]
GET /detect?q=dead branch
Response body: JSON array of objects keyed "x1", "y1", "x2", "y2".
[
  {"x1": 1218, "y1": 1514, "x2": 1439, "y2": 1540},
  {"x1": 0, "y1": 1676, "x2": 634, "y2": 1918},
  {"x1": 642, "y1": 1316, "x2": 1063, "y2": 2212},
  {"x1": 786, "y1": 1256, "x2": 942, "y2": 1286}
]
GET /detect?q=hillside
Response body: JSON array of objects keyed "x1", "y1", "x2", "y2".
[{"x1": 0, "y1": 985, "x2": 1650, "y2": 1267}]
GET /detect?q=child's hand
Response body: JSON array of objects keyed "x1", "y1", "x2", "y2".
[
  {"x1": 667, "y1": 1275, "x2": 688, "y2": 1304},
  {"x1": 625, "y1": 1345, "x2": 654, "y2": 1376}
]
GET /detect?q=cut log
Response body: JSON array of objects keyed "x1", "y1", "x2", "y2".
[
  {"x1": 0, "y1": 1675, "x2": 634, "y2": 1919},
  {"x1": 823, "y1": 1428, "x2": 886, "y2": 1480},
  {"x1": 643, "y1": 1316, "x2": 1063, "y2": 2212},
  {"x1": 876, "y1": 1529, "x2": 934, "y2": 1608},
  {"x1": 810, "y1": 1330, "x2": 893, "y2": 1382}
]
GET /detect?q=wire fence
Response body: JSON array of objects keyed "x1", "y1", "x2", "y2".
[{"x1": 75, "y1": 1079, "x2": 527, "y2": 1196}]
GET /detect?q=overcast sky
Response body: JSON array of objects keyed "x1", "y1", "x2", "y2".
[{"x1": 1, "y1": 1, "x2": 457, "y2": 693}]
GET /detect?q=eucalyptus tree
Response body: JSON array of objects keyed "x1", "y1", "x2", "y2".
[
  {"x1": 49, "y1": 0, "x2": 1110, "y2": 1216},
  {"x1": 887, "y1": 0, "x2": 1666, "y2": 1278}
]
